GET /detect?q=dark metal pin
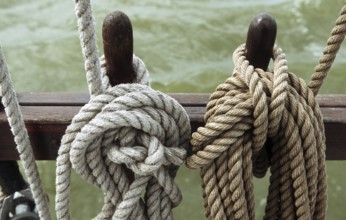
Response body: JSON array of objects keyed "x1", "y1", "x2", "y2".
[
  {"x1": 102, "y1": 11, "x2": 137, "y2": 182},
  {"x1": 245, "y1": 13, "x2": 277, "y2": 174},
  {"x1": 102, "y1": 11, "x2": 136, "y2": 86},
  {"x1": 245, "y1": 13, "x2": 277, "y2": 70}
]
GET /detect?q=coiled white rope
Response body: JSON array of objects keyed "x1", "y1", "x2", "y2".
[
  {"x1": 55, "y1": 0, "x2": 191, "y2": 219},
  {"x1": 0, "y1": 191, "x2": 4, "y2": 207},
  {"x1": 0, "y1": 47, "x2": 51, "y2": 220},
  {"x1": 55, "y1": 80, "x2": 191, "y2": 219}
]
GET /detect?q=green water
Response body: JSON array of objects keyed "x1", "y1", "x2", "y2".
[{"x1": 1, "y1": 0, "x2": 346, "y2": 219}]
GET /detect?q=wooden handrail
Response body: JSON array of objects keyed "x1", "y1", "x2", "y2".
[{"x1": 0, "y1": 92, "x2": 345, "y2": 160}]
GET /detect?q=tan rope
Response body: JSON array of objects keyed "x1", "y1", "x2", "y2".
[
  {"x1": 309, "y1": 4, "x2": 346, "y2": 95},
  {"x1": 186, "y1": 4, "x2": 346, "y2": 220}
]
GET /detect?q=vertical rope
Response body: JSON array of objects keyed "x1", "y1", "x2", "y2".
[
  {"x1": 0, "y1": 191, "x2": 5, "y2": 208},
  {"x1": 56, "y1": 1, "x2": 191, "y2": 219},
  {"x1": 309, "y1": 4, "x2": 346, "y2": 95},
  {"x1": 74, "y1": 0, "x2": 103, "y2": 96},
  {"x1": 0, "y1": 48, "x2": 51, "y2": 219},
  {"x1": 186, "y1": 44, "x2": 327, "y2": 220},
  {"x1": 55, "y1": 2, "x2": 108, "y2": 218}
]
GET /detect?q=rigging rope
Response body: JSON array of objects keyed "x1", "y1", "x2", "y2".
[
  {"x1": 0, "y1": 48, "x2": 51, "y2": 219},
  {"x1": 0, "y1": 0, "x2": 345, "y2": 219},
  {"x1": 55, "y1": 0, "x2": 191, "y2": 219},
  {"x1": 186, "y1": 4, "x2": 346, "y2": 220},
  {"x1": 0, "y1": 191, "x2": 4, "y2": 209}
]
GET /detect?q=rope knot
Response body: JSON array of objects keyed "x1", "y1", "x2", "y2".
[
  {"x1": 187, "y1": 44, "x2": 293, "y2": 169},
  {"x1": 186, "y1": 44, "x2": 327, "y2": 219},
  {"x1": 108, "y1": 134, "x2": 186, "y2": 176},
  {"x1": 56, "y1": 56, "x2": 191, "y2": 219}
]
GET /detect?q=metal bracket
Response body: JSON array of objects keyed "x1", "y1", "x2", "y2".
[{"x1": 0, "y1": 188, "x2": 39, "y2": 220}]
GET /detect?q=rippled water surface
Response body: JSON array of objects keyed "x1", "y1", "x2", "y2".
[{"x1": 1, "y1": 0, "x2": 346, "y2": 219}]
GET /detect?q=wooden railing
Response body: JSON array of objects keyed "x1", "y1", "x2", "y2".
[{"x1": 0, "y1": 92, "x2": 345, "y2": 160}]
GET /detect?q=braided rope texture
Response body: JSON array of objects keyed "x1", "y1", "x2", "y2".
[
  {"x1": 74, "y1": 0, "x2": 103, "y2": 96},
  {"x1": 186, "y1": 44, "x2": 327, "y2": 220},
  {"x1": 0, "y1": 191, "x2": 5, "y2": 208},
  {"x1": 56, "y1": 57, "x2": 191, "y2": 219},
  {"x1": 56, "y1": 1, "x2": 191, "y2": 219},
  {"x1": 0, "y1": 48, "x2": 51, "y2": 220},
  {"x1": 309, "y1": 4, "x2": 346, "y2": 95},
  {"x1": 186, "y1": 5, "x2": 346, "y2": 219},
  {"x1": 187, "y1": 45, "x2": 327, "y2": 219}
]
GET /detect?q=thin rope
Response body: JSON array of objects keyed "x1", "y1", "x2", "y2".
[
  {"x1": 309, "y1": 4, "x2": 346, "y2": 95},
  {"x1": 186, "y1": 4, "x2": 346, "y2": 219},
  {"x1": 74, "y1": 0, "x2": 103, "y2": 96},
  {"x1": 55, "y1": 1, "x2": 191, "y2": 219},
  {"x1": 55, "y1": 48, "x2": 191, "y2": 220},
  {"x1": 187, "y1": 44, "x2": 327, "y2": 220},
  {"x1": 0, "y1": 48, "x2": 51, "y2": 220},
  {"x1": 0, "y1": 190, "x2": 4, "y2": 208}
]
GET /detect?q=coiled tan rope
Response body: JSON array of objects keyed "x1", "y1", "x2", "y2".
[
  {"x1": 0, "y1": 48, "x2": 51, "y2": 219},
  {"x1": 186, "y1": 4, "x2": 346, "y2": 220},
  {"x1": 55, "y1": 0, "x2": 191, "y2": 219}
]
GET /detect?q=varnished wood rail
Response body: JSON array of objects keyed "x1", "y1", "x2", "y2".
[{"x1": 0, "y1": 93, "x2": 345, "y2": 160}]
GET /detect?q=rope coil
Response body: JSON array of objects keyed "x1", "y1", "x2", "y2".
[
  {"x1": 0, "y1": 0, "x2": 345, "y2": 219},
  {"x1": 56, "y1": 1, "x2": 191, "y2": 219},
  {"x1": 186, "y1": 44, "x2": 327, "y2": 219},
  {"x1": 186, "y1": 4, "x2": 346, "y2": 218},
  {"x1": 56, "y1": 57, "x2": 191, "y2": 219},
  {"x1": 56, "y1": 84, "x2": 189, "y2": 219}
]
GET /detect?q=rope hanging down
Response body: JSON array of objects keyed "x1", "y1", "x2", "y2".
[
  {"x1": 0, "y1": 48, "x2": 51, "y2": 220},
  {"x1": 55, "y1": 0, "x2": 191, "y2": 219},
  {"x1": 186, "y1": 4, "x2": 346, "y2": 220},
  {"x1": 0, "y1": 192, "x2": 4, "y2": 207}
]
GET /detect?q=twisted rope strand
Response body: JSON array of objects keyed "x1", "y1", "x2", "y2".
[
  {"x1": 56, "y1": 79, "x2": 191, "y2": 220},
  {"x1": 74, "y1": 0, "x2": 103, "y2": 96},
  {"x1": 186, "y1": 44, "x2": 327, "y2": 220},
  {"x1": 58, "y1": 1, "x2": 184, "y2": 218},
  {"x1": 186, "y1": 4, "x2": 346, "y2": 219},
  {"x1": 0, "y1": 48, "x2": 51, "y2": 219},
  {"x1": 56, "y1": 2, "x2": 191, "y2": 219},
  {"x1": 309, "y1": 4, "x2": 346, "y2": 95},
  {"x1": 0, "y1": 191, "x2": 4, "y2": 208}
]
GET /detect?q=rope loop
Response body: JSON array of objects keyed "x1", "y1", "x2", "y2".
[
  {"x1": 100, "y1": 54, "x2": 150, "y2": 90},
  {"x1": 187, "y1": 44, "x2": 293, "y2": 169},
  {"x1": 108, "y1": 135, "x2": 186, "y2": 176},
  {"x1": 56, "y1": 1, "x2": 191, "y2": 219},
  {"x1": 186, "y1": 44, "x2": 327, "y2": 220},
  {"x1": 56, "y1": 56, "x2": 191, "y2": 220}
]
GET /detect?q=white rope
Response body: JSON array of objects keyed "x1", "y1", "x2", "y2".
[
  {"x1": 0, "y1": 47, "x2": 51, "y2": 219},
  {"x1": 56, "y1": 0, "x2": 191, "y2": 219},
  {"x1": 55, "y1": 58, "x2": 191, "y2": 220},
  {"x1": 99, "y1": 54, "x2": 150, "y2": 90},
  {"x1": 0, "y1": 190, "x2": 5, "y2": 208},
  {"x1": 74, "y1": 0, "x2": 103, "y2": 96}
]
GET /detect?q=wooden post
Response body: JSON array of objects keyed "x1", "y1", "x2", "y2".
[
  {"x1": 245, "y1": 13, "x2": 277, "y2": 70},
  {"x1": 245, "y1": 13, "x2": 277, "y2": 164},
  {"x1": 102, "y1": 10, "x2": 136, "y2": 181},
  {"x1": 0, "y1": 11, "x2": 138, "y2": 197},
  {"x1": 102, "y1": 11, "x2": 136, "y2": 86}
]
